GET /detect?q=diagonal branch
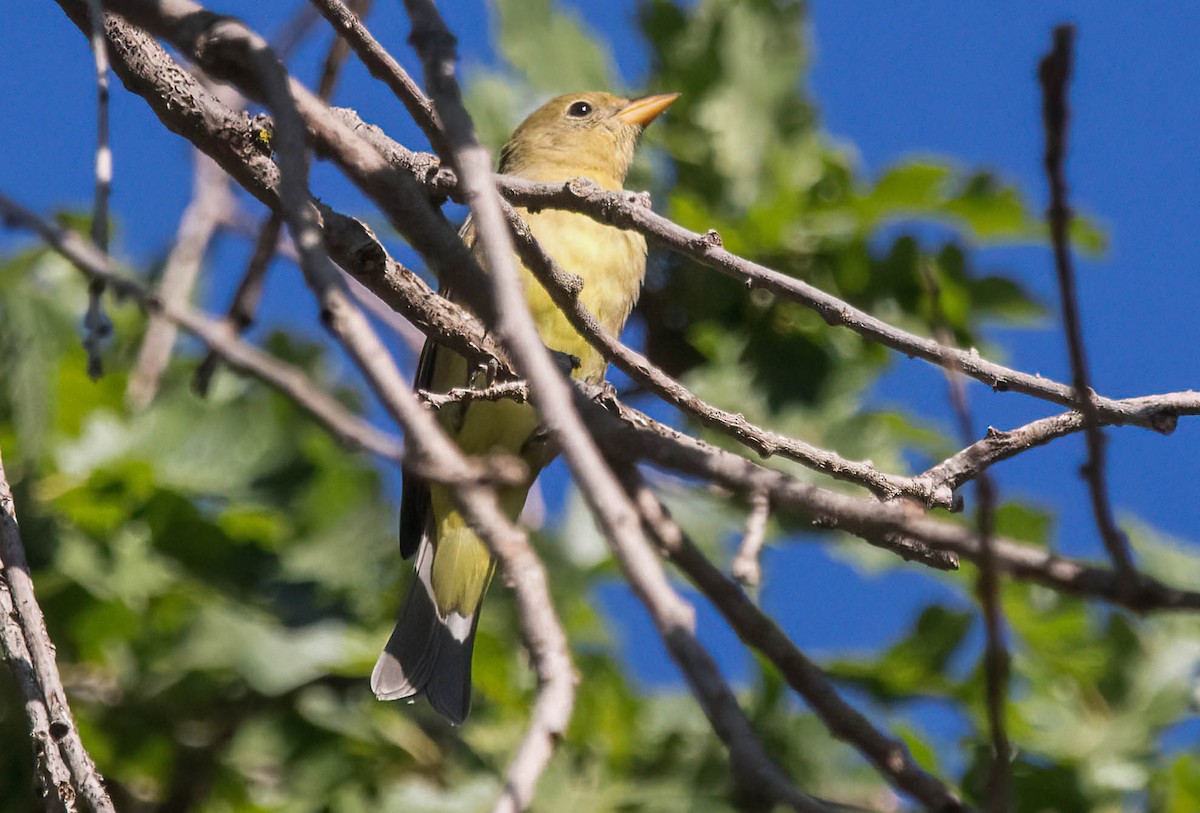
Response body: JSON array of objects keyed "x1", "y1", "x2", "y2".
[
  {"x1": 496, "y1": 177, "x2": 1173, "y2": 431},
  {"x1": 500, "y1": 196, "x2": 954, "y2": 507},
  {"x1": 624, "y1": 465, "x2": 972, "y2": 813},
  {"x1": 192, "y1": 211, "x2": 281, "y2": 395},
  {"x1": 308, "y1": 0, "x2": 445, "y2": 151},
  {"x1": 401, "y1": 2, "x2": 819, "y2": 809},
  {"x1": 920, "y1": 391, "x2": 1200, "y2": 492},
  {"x1": 127, "y1": 149, "x2": 232, "y2": 409},
  {"x1": 0, "y1": 447, "x2": 115, "y2": 812},
  {"x1": 581, "y1": 394, "x2": 1200, "y2": 613}
]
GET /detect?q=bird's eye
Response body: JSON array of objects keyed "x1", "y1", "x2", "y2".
[{"x1": 566, "y1": 100, "x2": 593, "y2": 118}]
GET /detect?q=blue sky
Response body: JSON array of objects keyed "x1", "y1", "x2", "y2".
[{"x1": 3, "y1": 0, "x2": 1199, "y2": 771}]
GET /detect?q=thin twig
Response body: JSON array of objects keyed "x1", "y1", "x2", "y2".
[
  {"x1": 420, "y1": 380, "x2": 530, "y2": 411},
  {"x1": 0, "y1": 192, "x2": 516, "y2": 481},
  {"x1": 579, "y1": 393, "x2": 1200, "y2": 613},
  {"x1": 1039, "y1": 24, "x2": 1136, "y2": 581},
  {"x1": 920, "y1": 259, "x2": 1010, "y2": 811},
  {"x1": 307, "y1": 0, "x2": 445, "y2": 151},
  {"x1": 730, "y1": 488, "x2": 770, "y2": 588},
  {"x1": 0, "y1": 448, "x2": 115, "y2": 812},
  {"x1": 313, "y1": 0, "x2": 371, "y2": 99},
  {"x1": 921, "y1": 392, "x2": 1196, "y2": 492},
  {"x1": 127, "y1": 151, "x2": 232, "y2": 408},
  {"x1": 82, "y1": 0, "x2": 113, "y2": 379},
  {"x1": 270, "y1": 2, "x2": 321, "y2": 60},
  {"x1": 625, "y1": 466, "x2": 972, "y2": 813},
  {"x1": 192, "y1": 212, "x2": 281, "y2": 395}
]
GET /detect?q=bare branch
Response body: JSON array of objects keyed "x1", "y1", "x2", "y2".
[
  {"x1": 401, "y1": 2, "x2": 819, "y2": 808},
  {"x1": 127, "y1": 150, "x2": 233, "y2": 408},
  {"x1": 1039, "y1": 24, "x2": 1136, "y2": 580},
  {"x1": 0, "y1": 574, "x2": 76, "y2": 813},
  {"x1": 313, "y1": 0, "x2": 370, "y2": 99},
  {"x1": 496, "y1": 177, "x2": 1173, "y2": 432},
  {"x1": 500, "y1": 196, "x2": 954, "y2": 507},
  {"x1": 581, "y1": 394, "x2": 1200, "y2": 613},
  {"x1": 626, "y1": 467, "x2": 972, "y2": 813},
  {"x1": 730, "y1": 488, "x2": 770, "y2": 588},
  {"x1": 420, "y1": 380, "x2": 531, "y2": 411},
  {"x1": 920, "y1": 259, "x2": 1010, "y2": 811},
  {"x1": 0, "y1": 447, "x2": 115, "y2": 812},
  {"x1": 921, "y1": 391, "x2": 1198, "y2": 491},
  {"x1": 192, "y1": 211, "x2": 281, "y2": 395},
  {"x1": 82, "y1": 0, "x2": 114, "y2": 379},
  {"x1": 308, "y1": 0, "x2": 445, "y2": 151}
]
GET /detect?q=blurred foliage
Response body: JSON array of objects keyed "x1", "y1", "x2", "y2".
[{"x1": 1, "y1": 0, "x2": 1198, "y2": 812}]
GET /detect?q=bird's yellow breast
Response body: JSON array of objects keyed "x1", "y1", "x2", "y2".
[{"x1": 518, "y1": 206, "x2": 647, "y2": 382}]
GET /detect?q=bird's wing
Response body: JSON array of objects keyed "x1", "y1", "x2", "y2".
[
  {"x1": 397, "y1": 334, "x2": 437, "y2": 560},
  {"x1": 398, "y1": 217, "x2": 475, "y2": 560}
]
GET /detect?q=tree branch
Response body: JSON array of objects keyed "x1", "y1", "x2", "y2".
[
  {"x1": 496, "y1": 177, "x2": 1174, "y2": 432},
  {"x1": 82, "y1": 0, "x2": 114, "y2": 380},
  {"x1": 730, "y1": 488, "x2": 770, "y2": 588},
  {"x1": 307, "y1": 0, "x2": 445, "y2": 152},
  {"x1": 192, "y1": 211, "x2": 280, "y2": 395},
  {"x1": 624, "y1": 466, "x2": 972, "y2": 813},
  {"x1": 86, "y1": 6, "x2": 579, "y2": 812},
  {"x1": 920, "y1": 259, "x2": 1009, "y2": 811},
  {"x1": 1039, "y1": 24, "x2": 1136, "y2": 580},
  {"x1": 127, "y1": 150, "x2": 232, "y2": 408},
  {"x1": 582, "y1": 394, "x2": 1200, "y2": 613},
  {"x1": 0, "y1": 447, "x2": 115, "y2": 812},
  {"x1": 402, "y1": 2, "x2": 819, "y2": 808}
]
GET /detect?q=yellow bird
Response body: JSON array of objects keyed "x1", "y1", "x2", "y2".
[{"x1": 372, "y1": 91, "x2": 678, "y2": 723}]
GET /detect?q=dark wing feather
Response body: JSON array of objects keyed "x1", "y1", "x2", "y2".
[
  {"x1": 400, "y1": 217, "x2": 477, "y2": 560},
  {"x1": 397, "y1": 334, "x2": 439, "y2": 560}
]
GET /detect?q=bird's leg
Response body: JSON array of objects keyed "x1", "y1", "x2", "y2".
[{"x1": 591, "y1": 379, "x2": 620, "y2": 403}]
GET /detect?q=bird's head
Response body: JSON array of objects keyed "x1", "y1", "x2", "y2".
[{"x1": 498, "y1": 91, "x2": 679, "y2": 189}]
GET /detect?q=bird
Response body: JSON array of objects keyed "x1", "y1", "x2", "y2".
[{"x1": 371, "y1": 90, "x2": 679, "y2": 723}]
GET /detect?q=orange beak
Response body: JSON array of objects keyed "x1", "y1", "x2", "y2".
[{"x1": 613, "y1": 92, "x2": 681, "y2": 127}]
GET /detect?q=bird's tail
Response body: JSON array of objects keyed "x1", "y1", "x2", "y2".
[{"x1": 371, "y1": 534, "x2": 482, "y2": 725}]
